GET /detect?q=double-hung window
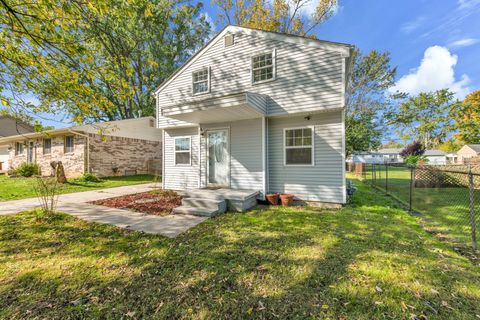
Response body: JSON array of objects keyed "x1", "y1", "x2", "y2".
[
  {"x1": 192, "y1": 67, "x2": 210, "y2": 95},
  {"x1": 284, "y1": 127, "x2": 314, "y2": 165},
  {"x1": 174, "y1": 137, "x2": 191, "y2": 165},
  {"x1": 64, "y1": 136, "x2": 74, "y2": 153},
  {"x1": 43, "y1": 138, "x2": 52, "y2": 155},
  {"x1": 252, "y1": 50, "x2": 275, "y2": 83},
  {"x1": 15, "y1": 142, "x2": 24, "y2": 155}
]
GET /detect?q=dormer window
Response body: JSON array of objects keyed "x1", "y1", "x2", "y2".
[
  {"x1": 252, "y1": 49, "x2": 275, "y2": 84},
  {"x1": 192, "y1": 67, "x2": 210, "y2": 95}
]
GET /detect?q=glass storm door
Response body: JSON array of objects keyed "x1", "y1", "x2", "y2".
[
  {"x1": 27, "y1": 142, "x2": 34, "y2": 163},
  {"x1": 207, "y1": 129, "x2": 229, "y2": 186}
]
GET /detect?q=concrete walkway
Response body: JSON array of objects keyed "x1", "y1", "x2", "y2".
[{"x1": 0, "y1": 183, "x2": 207, "y2": 238}]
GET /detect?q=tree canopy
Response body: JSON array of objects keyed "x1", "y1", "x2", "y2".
[
  {"x1": 1, "y1": 0, "x2": 211, "y2": 123},
  {"x1": 213, "y1": 0, "x2": 337, "y2": 37},
  {"x1": 452, "y1": 90, "x2": 480, "y2": 144}
]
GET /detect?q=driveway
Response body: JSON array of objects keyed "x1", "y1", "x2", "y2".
[{"x1": 0, "y1": 183, "x2": 207, "y2": 238}]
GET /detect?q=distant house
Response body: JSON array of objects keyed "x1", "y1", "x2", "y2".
[
  {"x1": 0, "y1": 117, "x2": 162, "y2": 178},
  {"x1": 457, "y1": 144, "x2": 480, "y2": 164},
  {"x1": 423, "y1": 150, "x2": 447, "y2": 165},
  {"x1": 0, "y1": 116, "x2": 34, "y2": 172},
  {"x1": 351, "y1": 148, "x2": 447, "y2": 165}
]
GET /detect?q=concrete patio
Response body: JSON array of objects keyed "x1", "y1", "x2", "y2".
[{"x1": 0, "y1": 183, "x2": 207, "y2": 238}]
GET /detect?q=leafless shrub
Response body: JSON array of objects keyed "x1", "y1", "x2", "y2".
[{"x1": 33, "y1": 176, "x2": 60, "y2": 216}]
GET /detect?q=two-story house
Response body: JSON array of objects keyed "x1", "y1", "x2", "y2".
[{"x1": 154, "y1": 25, "x2": 353, "y2": 209}]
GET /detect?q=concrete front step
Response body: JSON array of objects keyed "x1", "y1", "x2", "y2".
[
  {"x1": 182, "y1": 197, "x2": 227, "y2": 212},
  {"x1": 173, "y1": 205, "x2": 219, "y2": 218}
]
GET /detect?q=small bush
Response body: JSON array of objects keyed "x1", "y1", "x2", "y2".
[
  {"x1": 77, "y1": 173, "x2": 102, "y2": 183},
  {"x1": 404, "y1": 155, "x2": 428, "y2": 165},
  {"x1": 15, "y1": 162, "x2": 40, "y2": 177},
  {"x1": 150, "y1": 189, "x2": 179, "y2": 198}
]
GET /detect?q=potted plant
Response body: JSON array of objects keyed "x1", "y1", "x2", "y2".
[
  {"x1": 280, "y1": 193, "x2": 294, "y2": 206},
  {"x1": 265, "y1": 193, "x2": 279, "y2": 205}
]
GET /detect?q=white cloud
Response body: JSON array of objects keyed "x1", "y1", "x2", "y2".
[
  {"x1": 457, "y1": 0, "x2": 480, "y2": 10},
  {"x1": 401, "y1": 16, "x2": 425, "y2": 34},
  {"x1": 265, "y1": 0, "x2": 340, "y2": 17},
  {"x1": 448, "y1": 38, "x2": 479, "y2": 48},
  {"x1": 390, "y1": 46, "x2": 470, "y2": 99}
]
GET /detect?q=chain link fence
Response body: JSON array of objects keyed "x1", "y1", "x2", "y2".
[{"x1": 350, "y1": 163, "x2": 479, "y2": 253}]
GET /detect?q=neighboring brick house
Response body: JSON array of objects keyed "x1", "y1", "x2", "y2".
[
  {"x1": 457, "y1": 144, "x2": 480, "y2": 164},
  {"x1": 0, "y1": 117, "x2": 162, "y2": 178},
  {"x1": 0, "y1": 115, "x2": 34, "y2": 172}
]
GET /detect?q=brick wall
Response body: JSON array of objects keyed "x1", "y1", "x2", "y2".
[
  {"x1": 9, "y1": 135, "x2": 86, "y2": 178},
  {"x1": 88, "y1": 134, "x2": 161, "y2": 177}
]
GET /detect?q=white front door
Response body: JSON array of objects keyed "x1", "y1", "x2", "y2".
[{"x1": 207, "y1": 129, "x2": 229, "y2": 186}]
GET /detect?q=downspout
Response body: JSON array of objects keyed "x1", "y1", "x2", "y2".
[{"x1": 69, "y1": 130, "x2": 90, "y2": 174}]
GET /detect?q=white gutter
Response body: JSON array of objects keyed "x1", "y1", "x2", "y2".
[{"x1": 68, "y1": 129, "x2": 90, "y2": 174}]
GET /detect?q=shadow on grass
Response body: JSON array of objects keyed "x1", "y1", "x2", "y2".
[{"x1": 0, "y1": 184, "x2": 479, "y2": 319}]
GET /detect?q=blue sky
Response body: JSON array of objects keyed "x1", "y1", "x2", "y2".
[{"x1": 15, "y1": 0, "x2": 480, "y2": 128}]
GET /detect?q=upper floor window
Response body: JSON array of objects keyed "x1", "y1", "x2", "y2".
[
  {"x1": 284, "y1": 127, "x2": 314, "y2": 166},
  {"x1": 15, "y1": 142, "x2": 24, "y2": 155},
  {"x1": 64, "y1": 135, "x2": 74, "y2": 153},
  {"x1": 192, "y1": 67, "x2": 210, "y2": 95},
  {"x1": 252, "y1": 50, "x2": 275, "y2": 84},
  {"x1": 43, "y1": 138, "x2": 52, "y2": 155}
]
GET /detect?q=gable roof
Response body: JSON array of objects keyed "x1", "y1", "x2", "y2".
[
  {"x1": 466, "y1": 144, "x2": 480, "y2": 153},
  {"x1": 153, "y1": 25, "x2": 354, "y2": 96},
  {"x1": 424, "y1": 150, "x2": 446, "y2": 156}
]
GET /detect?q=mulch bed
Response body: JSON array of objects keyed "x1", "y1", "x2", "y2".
[{"x1": 91, "y1": 191, "x2": 182, "y2": 216}]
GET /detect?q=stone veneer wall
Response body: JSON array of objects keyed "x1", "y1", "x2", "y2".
[
  {"x1": 88, "y1": 134, "x2": 161, "y2": 177},
  {"x1": 9, "y1": 135, "x2": 86, "y2": 178}
]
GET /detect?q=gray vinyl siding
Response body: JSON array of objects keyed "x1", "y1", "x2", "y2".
[
  {"x1": 268, "y1": 111, "x2": 345, "y2": 203},
  {"x1": 163, "y1": 127, "x2": 199, "y2": 189},
  {"x1": 199, "y1": 118, "x2": 263, "y2": 191},
  {"x1": 156, "y1": 29, "x2": 344, "y2": 128}
]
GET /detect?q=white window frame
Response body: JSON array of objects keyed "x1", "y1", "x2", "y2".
[
  {"x1": 251, "y1": 49, "x2": 276, "y2": 85},
  {"x1": 192, "y1": 67, "x2": 210, "y2": 96},
  {"x1": 283, "y1": 126, "x2": 315, "y2": 166},
  {"x1": 64, "y1": 135, "x2": 74, "y2": 154},
  {"x1": 43, "y1": 138, "x2": 52, "y2": 155},
  {"x1": 174, "y1": 136, "x2": 192, "y2": 166}
]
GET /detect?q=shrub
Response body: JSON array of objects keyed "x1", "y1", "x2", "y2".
[
  {"x1": 404, "y1": 155, "x2": 428, "y2": 165},
  {"x1": 77, "y1": 173, "x2": 102, "y2": 183},
  {"x1": 400, "y1": 141, "x2": 425, "y2": 157},
  {"x1": 15, "y1": 162, "x2": 40, "y2": 177},
  {"x1": 33, "y1": 176, "x2": 60, "y2": 217},
  {"x1": 150, "y1": 189, "x2": 179, "y2": 198}
]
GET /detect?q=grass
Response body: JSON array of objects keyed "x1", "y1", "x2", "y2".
[
  {"x1": 0, "y1": 181, "x2": 479, "y2": 319},
  {"x1": 360, "y1": 165, "x2": 480, "y2": 248},
  {"x1": 0, "y1": 174, "x2": 158, "y2": 201}
]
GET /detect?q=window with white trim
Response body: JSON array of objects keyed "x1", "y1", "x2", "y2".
[
  {"x1": 284, "y1": 127, "x2": 314, "y2": 165},
  {"x1": 192, "y1": 67, "x2": 210, "y2": 95},
  {"x1": 174, "y1": 137, "x2": 191, "y2": 165},
  {"x1": 252, "y1": 50, "x2": 275, "y2": 83},
  {"x1": 15, "y1": 142, "x2": 24, "y2": 155}
]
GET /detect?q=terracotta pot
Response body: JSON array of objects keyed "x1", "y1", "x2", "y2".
[
  {"x1": 266, "y1": 193, "x2": 279, "y2": 205},
  {"x1": 280, "y1": 194, "x2": 295, "y2": 206}
]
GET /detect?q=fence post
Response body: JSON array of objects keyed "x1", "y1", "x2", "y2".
[
  {"x1": 385, "y1": 163, "x2": 388, "y2": 194},
  {"x1": 409, "y1": 165, "x2": 415, "y2": 213},
  {"x1": 468, "y1": 168, "x2": 477, "y2": 251}
]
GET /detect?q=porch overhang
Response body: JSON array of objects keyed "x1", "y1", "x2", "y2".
[{"x1": 161, "y1": 92, "x2": 267, "y2": 124}]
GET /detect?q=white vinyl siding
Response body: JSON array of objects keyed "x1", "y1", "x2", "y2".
[
  {"x1": 268, "y1": 111, "x2": 344, "y2": 203},
  {"x1": 156, "y1": 30, "x2": 344, "y2": 128},
  {"x1": 164, "y1": 127, "x2": 199, "y2": 189}
]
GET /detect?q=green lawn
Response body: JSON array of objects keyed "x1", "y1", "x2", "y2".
[
  {"x1": 0, "y1": 175, "x2": 158, "y2": 201},
  {"x1": 361, "y1": 165, "x2": 480, "y2": 249},
  {"x1": 1, "y1": 181, "x2": 479, "y2": 319}
]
